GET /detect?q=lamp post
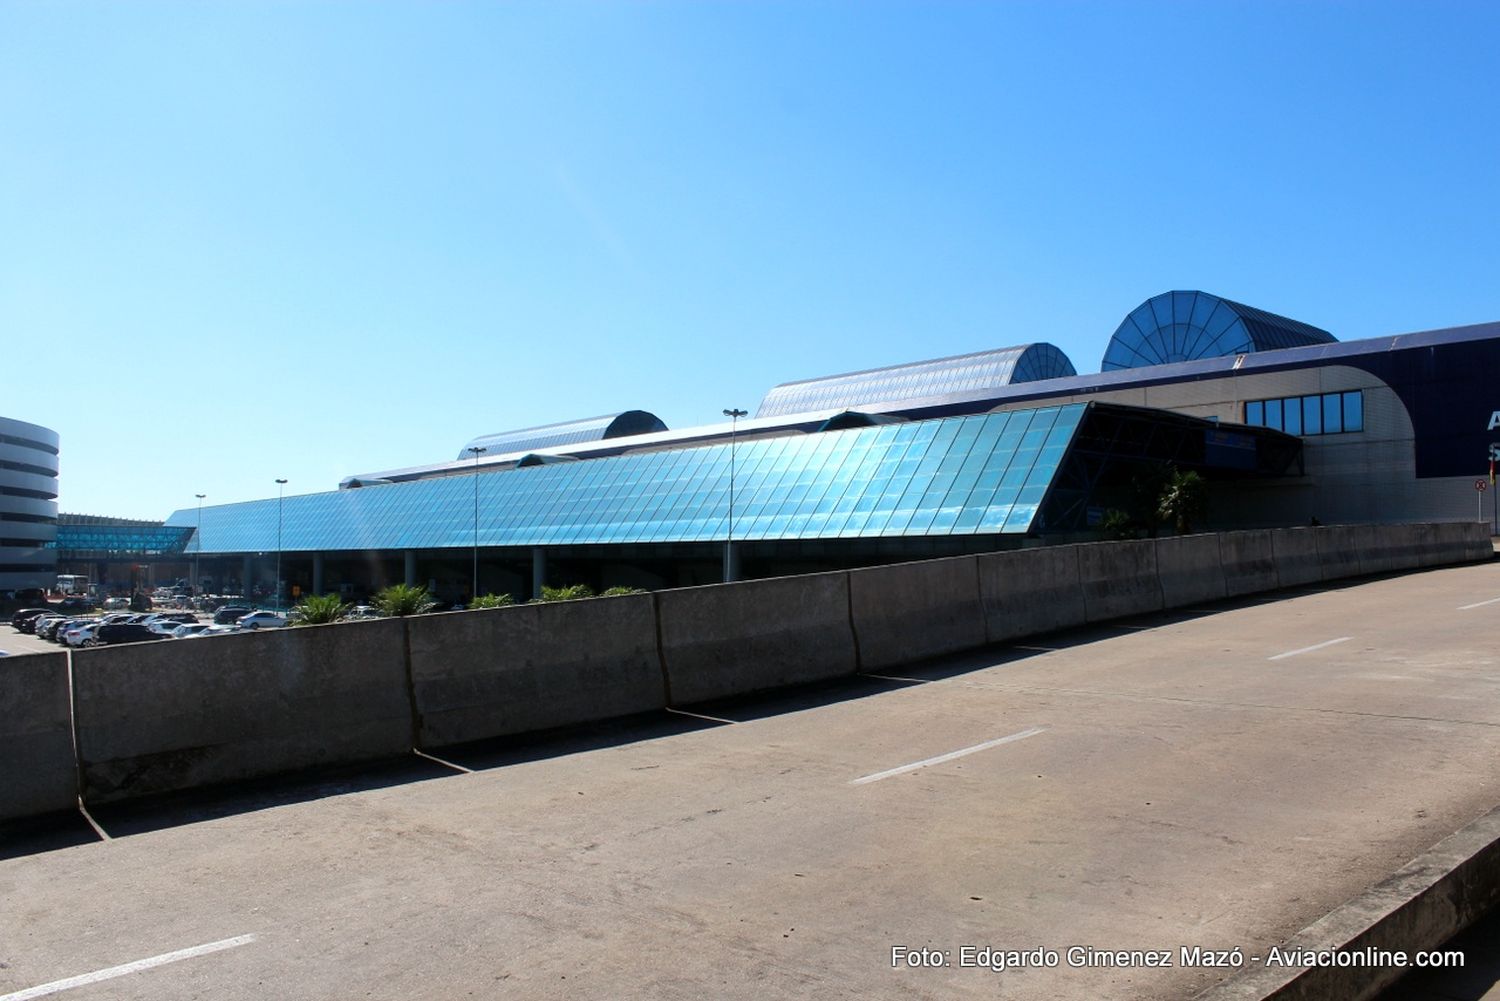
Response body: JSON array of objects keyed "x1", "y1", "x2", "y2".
[
  {"x1": 275, "y1": 479, "x2": 287, "y2": 613},
  {"x1": 194, "y1": 493, "x2": 205, "y2": 597},
  {"x1": 468, "y1": 446, "x2": 487, "y2": 601},
  {"x1": 722, "y1": 408, "x2": 747, "y2": 582}
]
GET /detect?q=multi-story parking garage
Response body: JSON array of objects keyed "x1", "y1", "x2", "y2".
[
  {"x1": 0, "y1": 416, "x2": 59, "y2": 593},
  {"x1": 135, "y1": 290, "x2": 1498, "y2": 605}
]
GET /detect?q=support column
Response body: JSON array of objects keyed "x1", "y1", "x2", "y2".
[
  {"x1": 531, "y1": 547, "x2": 546, "y2": 599},
  {"x1": 722, "y1": 542, "x2": 739, "y2": 583},
  {"x1": 404, "y1": 550, "x2": 416, "y2": 587},
  {"x1": 312, "y1": 553, "x2": 324, "y2": 596},
  {"x1": 241, "y1": 555, "x2": 252, "y2": 597}
]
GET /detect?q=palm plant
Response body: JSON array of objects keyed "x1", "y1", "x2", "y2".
[
  {"x1": 533, "y1": 584, "x2": 595, "y2": 603},
  {"x1": 468, "y1": 593, "x2": 515, "y2": 609},
  {"x1": 293, "y1": 592, "x2": 351, "y2": 625},
  {"x1": 373, "y1": 583, "x2": 438, "y2": 617},
  {"x1": 1157, "y1": 468, "x2": 1208, "y2": 535}
]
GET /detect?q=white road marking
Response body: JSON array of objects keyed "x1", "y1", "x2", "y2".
[
  {"x1": 76, "y1": 801, "x2": 111, "y2": 842},
  {"x1": 1458, "y1": 596, "x2": 1500, "y2": 610},
  {"x1": 0, "y1": 934, "x2": 257, "y2": 1001},
  {"x1": 413, "y1": 749, "x2": 473, "y2": 774},
  {"x1": 851, "y1": 727, "x2": 1046, "y2": 785},
  {"x1": 1269, "y1": 637, "x2": 1352, "y2": 661},
  {"x1": 666, "y1": 708, "x2": 737, "y2": 725}
]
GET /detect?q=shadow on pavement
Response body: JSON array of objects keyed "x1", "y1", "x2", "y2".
[
  {"x1": 0, "y1": 810, "x2": 101, "y2": 861},
  {"x1": 1378, "y1": 907, "x2": 1500, "y2": 1000}
]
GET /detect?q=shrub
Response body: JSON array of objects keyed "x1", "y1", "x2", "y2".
[
  {"x1": 293, "y1": 592, "x2": 351, "y2": 625},
  {"x1": 469, "y1": 593, "x2": 515, "y2": 609},
  {"x1": 600, "y1": 586, "x2": 645, "y2": 596},
  {"x1": 533, "y1": 584, "x2": 595, "y2": 603},
  {"x1": 373, "y1": 583, "x2": 439, "y2": 617},
  {"x1": 1157, "y1": 468, "x2": 1208, "y2": 535}
]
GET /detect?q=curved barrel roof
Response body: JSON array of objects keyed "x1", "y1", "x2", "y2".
[
  {"x1": 1101, "y1": 291, "x2": 1335, "y2": 371},
  {"x1": 457, "y1": 410, "x2": 667, "y2": 460},
  {"x1": 756, "y1": 343, "x2": 1077, "y2": 418}
]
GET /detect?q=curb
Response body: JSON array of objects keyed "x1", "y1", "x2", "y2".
[{"x1": 1195, "y1": 804, "x2": 1500, "y2": 1001}]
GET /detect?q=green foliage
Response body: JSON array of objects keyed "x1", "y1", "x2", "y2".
[
  {"x1": 533, "y1": 584, "x2": 595, "y2": 603},
  {"x1": 293, "y1": 592, "x2": 352, "y2": 625},
  {"x1": 468, "y1": 592, "x2": 515, "y2": 609},
  {"x1": 373, "y1": 583, "x2": 439, "y2": 617},
  {"x1": 600, "y1": 586, "x2": 645, "y2": 596},
  {"x1": 1100, "y1": 509, "x2": 1141, "y2": 541},
  {"x1": 1157, "y1": 468, "x2": 1208, "y2": 535}
]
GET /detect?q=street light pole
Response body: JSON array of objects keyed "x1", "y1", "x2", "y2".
[
  {"x1": 468, "y1": 446, "x2": 487, "y2": 602},
  {"x1": 275, "y1": 479, "x2": 287, "y2": 613},
  {"x1": 722, "y1": 408, "x2": 747, "y2": 582},
  {"x1": 194, "y1": 493, "x2": 205, "y2": 597}
]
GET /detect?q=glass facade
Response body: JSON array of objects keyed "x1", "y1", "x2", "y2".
[
  {"x1": 1244, "y1": 391, "x2": 1364, "y2": 436},
  {"x1": 172, "y1": 405, "x2": 1088, "y2": 554},
  {"x1": 1101, "y1": 291, "x2": 1336, "y2": 371},
  {"x1": 756, "y1": 344, "x2": 1077, "y2": 418},
  {"x1": 53, "y1": 521, "x2": 196, "y2": 557}
]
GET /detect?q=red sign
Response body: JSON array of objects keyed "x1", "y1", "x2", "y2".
[{"x1": 1476, "y1": 479, "x2": 1489, "y2": 492}]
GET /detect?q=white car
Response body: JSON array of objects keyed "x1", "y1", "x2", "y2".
[
  {"x1": 171, "y1": 623, "x2": 211, "y2": 639},
  {"x1": 147, "y1": 620, "x2": 184, "y2": 636},
  {"x1": 185, "y1": 624, "x2": 241, "y2": 638},
  {"x1": 63, "y1": 622, "x2": 102, "y2": 647},
  {"x1": 236, "y1": 611, "x2": 289, "y2": 630}
]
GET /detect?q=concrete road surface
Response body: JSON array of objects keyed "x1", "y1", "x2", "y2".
[{"x1": 3, "y1": 561, "x2": 1500, "y2": 1000}]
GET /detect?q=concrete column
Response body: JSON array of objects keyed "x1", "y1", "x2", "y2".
[
  {"x1": 531, "y1": 547, "x2": 546, "y2": 598},
  {"x1": 722, "y1": 542, "x2": 740, "y2": 583},
  {"x1": 312, "y1": 553, "x2": 324, "y2": 596},
  {"x1": 241, "y1": 555, "x2": 252, "y2": 596},
  {"x1": 404, "y1": 550, "x2": 416, "y2": 586}
]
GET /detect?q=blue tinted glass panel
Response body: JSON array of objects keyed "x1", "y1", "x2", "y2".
[
  {"x1": 1245, "y1": 401, "x2": 1263, "y2": 426},
  {"x1": 1323, "y1": 394, "x2": 1342, "y2": 434},
  {"x1": 1264, "y1": 399, "x2": 1283, "y2": 431},
  {"x1": 1283, "y1": 397, "x2": 1302, "y2": 435},
  {"x1": 1303, "y1": 396, "x2": 1322, "y2": 435},
  {"x1": 1343, "y1": 391, "x2": 1363, "y2": 432}
]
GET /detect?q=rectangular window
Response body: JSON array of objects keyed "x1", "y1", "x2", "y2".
[
  {"x1": 1282, "y1": 397, "x2": 1302, "y2": 435},
  {"x1": 1265, "y1": 399, "x2": 1283, "y2": 431},
  {"x1": 1342, "y1": 391, "x2": 1364, "y2": 432},
  {"x1": 1322, "y1": 394, "x2": 1343, "y2": 434},
  {"x1": 1245, "y1": 400, "x2": 1264, "y2": 426},
  {"x1": 1303, "y1": 395, "x2": 1322, "y2": 435}
]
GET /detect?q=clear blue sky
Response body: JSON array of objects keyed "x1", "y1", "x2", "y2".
[{"x1": 3, "y1": 1, "x2": 1496, "y2": 520}]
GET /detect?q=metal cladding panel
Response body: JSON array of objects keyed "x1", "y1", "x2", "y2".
[{"x1": 168, "y1": 406, "x2": 1090, "y2": 553}]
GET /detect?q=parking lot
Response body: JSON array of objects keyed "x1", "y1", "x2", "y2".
[{"x1": 4, "y1": 561, "x2": 1500, "y2": 1000}]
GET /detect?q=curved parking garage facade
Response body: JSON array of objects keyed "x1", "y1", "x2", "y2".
[{"x1": 0, "y1": 416, "x2": 59, "y2": 591}]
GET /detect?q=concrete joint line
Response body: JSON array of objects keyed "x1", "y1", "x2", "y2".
[
  {"x1": 399, "y1": 618, "x2": 422, "y2": 751},
  {"x1": 1194, "y1": 803, "x2": 1500, "y2": 1001},
  {"x1": 844, "y1": 570, "x2": 863, "y2": 673},
  {"x1": 651, "y1": 590, "x2": 673, "y2": 707}
]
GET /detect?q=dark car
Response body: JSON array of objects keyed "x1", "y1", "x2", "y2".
[
  {"x1": 56, "y1": 596, "x2": 95, "y2": 612},
  {"x1": 213, "y1": 605, "x2": 252, "y2": 625},
  {"x1": 95, "y1": 623, "x2": 170, "y2": 645},
  {"x1": 11, "y1": 607, "x2": 55, "y2": 632}
]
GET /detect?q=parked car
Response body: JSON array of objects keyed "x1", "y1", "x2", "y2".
[
  {"x1": 345, "y1": 605, "x2": 383, "y2": 620},
  {"x1": 213, "y1": 605, "x2": 252, "y2": 625},
  {"x1": 146, "y1": 620, "x2": 184, "y2": 636},
  {"x1": 185, "y1": 624, "x2": 240, "y2": 638},
  {"x1": 95, "y1": 623, "x2": 169, "y2": 645},
  {"x1": 10, "y1": 608, "x2": 54, "y2": 632},
  {"x1": 64, "y1": 621, "x2": 103, "y2": 647},
  {"x1": 103, "y1": 596, "x2": 130, "y2": 611},
  {"x1": 34, "y1": 615, "x2": 69, "y2": 641},
  {"x1": 237, "y1": 611, "x2": 288, "y2": 630},
  {"x1": 171, "y1": 622, "x2": 211, "y2": 639}
]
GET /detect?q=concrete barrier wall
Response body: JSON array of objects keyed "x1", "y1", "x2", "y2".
[
  {"x1": 0, "y1": 652, "x2": 78, "y2": 821},
  {"x1": 1079, "y1": 539, "x2": 1162, "y2": 621},
  {"x1": 978, "y1": 545, "x2": 1084, "y2": 643},
  {"x1": 73, "y1": 618, "x2": 414, "y2": 804},
  {"x1": 408, "y1": 594, "x2": 664, "y2": 748},
  {"x1": 6, "y1": 521, "x2": 1486, "y2": 821},
  {"x1": 1156, "y1": 534, "x2": 1227, "y2": 608},
  {"x1": 849, "y1": 556, "x2": 984, "y2": 670},
  {"x1": 1271, "y1": 527, "x2": 1322, "y2": 588},
  {"x1": 1220, "y1": 530, "x2": 1279, "y2": 597},
  {"x1": 657, "y1": 572, "x2": 856, "y2": 704},
  {"x1": 1315, "y1": 525, "x2": 1364, "y2": 581}
]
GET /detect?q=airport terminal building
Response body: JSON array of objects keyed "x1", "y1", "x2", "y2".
[
  {"x1": 71, "y1": 291, "x2": 1500, "y2": 601},
  {"x1": 0, "y1": 416, "x2": 59, "y2": 592}
]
